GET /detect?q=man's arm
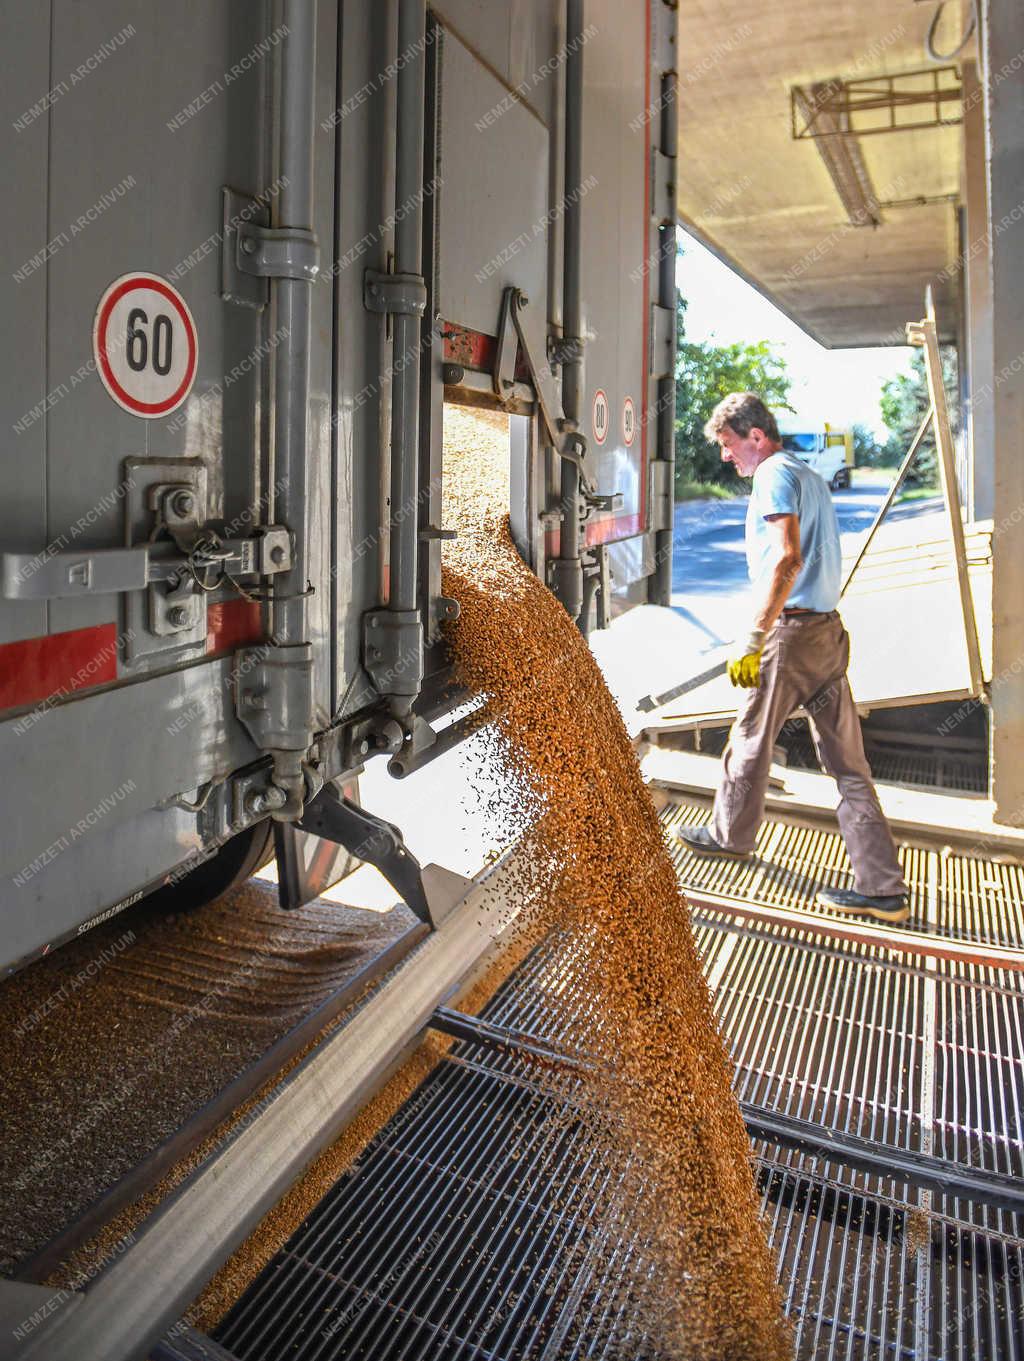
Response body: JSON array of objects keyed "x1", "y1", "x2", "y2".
[
  {"x1": 727, "y1": 512, "x2": 802, "y2": 688},
  {"x1": 752, "y1": 512, "x2": 802, "y2": 633}
]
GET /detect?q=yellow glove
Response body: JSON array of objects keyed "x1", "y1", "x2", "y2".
[{"x1": 727, "y1": 630, "x2": 765, "y2": 689}]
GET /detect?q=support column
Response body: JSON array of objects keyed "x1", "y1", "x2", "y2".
[
  {"x1": 961, "y1": 60, "x2": 995, "y2": 523},
  {"x1": 983, "y1": 1, "x2": 1024, "y2": 825}
]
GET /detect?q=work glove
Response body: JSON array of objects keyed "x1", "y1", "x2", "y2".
[{"x1": 727, "y1": 630, "x2": 765, "y2": 689}]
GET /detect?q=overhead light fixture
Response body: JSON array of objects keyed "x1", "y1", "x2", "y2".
[{"x1": 792, "y1": 82, "x2": 882, "y2": 228}]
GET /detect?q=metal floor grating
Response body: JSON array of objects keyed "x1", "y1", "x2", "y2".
[
  {"x1": 213, "y1": 1034, "x2": 665, "y2": 1360},
  {"x1": 667, "y1": 799, "x2": 1024, "y2": 954},
  {"x1": 669, "y1": 802, "x2": 1024, "y2": 1358},
  {"x1": 211, "y1": 807, "x2": 1024, "y2": 1360}
]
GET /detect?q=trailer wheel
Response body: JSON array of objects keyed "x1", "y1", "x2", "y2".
[
  {"x1": 143, "y1": 819, "x2": 276, "y2": 913},
  {"x1": 831, "y1": 470, "x2": 850, "y2": 491}
]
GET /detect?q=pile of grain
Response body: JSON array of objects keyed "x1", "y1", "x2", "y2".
[
  {"x1": 0, "y1": 879, "x2": 414, "y2": 1274},
  {"x1": 440, "y1": 405, "x2": 790, "y2": 1359}
]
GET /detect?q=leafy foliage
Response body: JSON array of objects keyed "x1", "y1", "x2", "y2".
[
  {"x1": 878, "y1": 348, "x2": 959, "y2": 484},
  {"x1": 851, "y1": 422, "x2": 879, "y2": 465},
  {"x1": 673, "y1": 289, "x2": 793, "y2": 493}
]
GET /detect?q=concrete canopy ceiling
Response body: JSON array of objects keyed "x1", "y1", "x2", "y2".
[{"x1": 676, "y1": 0, "x2": 971, "y2": 347}]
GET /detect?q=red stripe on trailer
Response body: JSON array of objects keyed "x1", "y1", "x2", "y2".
[
  {"x1": 206, "y1": 599, "x2": 264, "y2": 656},
  {"x1": 0, "y1": 603, "x2": 263, "y2": 720},
  {"x1": 0, "y1": 623, "x2": 119, "y2": 714},
  {"x1": 584, "y1": 514, "x2": 643, "y2": 547}
]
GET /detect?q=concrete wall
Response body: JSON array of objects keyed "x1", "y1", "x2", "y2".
[
  {"x1": 961, "y1": 61, "x2": 995, "y2": 524},
  {"x1": 983, "y1": 1, "x2": 1024, "y2": 825}
]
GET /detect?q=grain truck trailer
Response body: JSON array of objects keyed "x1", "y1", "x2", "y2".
[{"x1": 0, "y1": 0, "x2": 677, "y2": 974}]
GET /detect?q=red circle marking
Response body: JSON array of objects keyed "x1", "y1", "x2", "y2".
[
  {"x1": 593, "y1": 388, "x2": 609, "y2": 445},
  {"x1": 96, "y1": 275, "x2": 197, "y2": 416},
  {"x1": 622, "y1": 395, "x2": 636, "y2": 446}
]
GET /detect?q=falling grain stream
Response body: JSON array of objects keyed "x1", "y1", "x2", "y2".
[
  {"x1": 28, "y1": 404, "x2": 790, "y2": 1358},
  {"x1": 438, "y1": 405, "x2": 790, "y2": 1359}
]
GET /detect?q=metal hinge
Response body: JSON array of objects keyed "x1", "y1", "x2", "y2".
[
  {"x1": 649, "y1": 303, "x2": 675, "y2": 379},
  {"x1": 362, "y1": 608, "x2": 424, "y2": 704},
  {"x1": 234, "y1": 642, "x2": 315, "y2": 817},
  {"x1": 651, "y1": 148, "x2": 675, "y2": 223},
  {"x1": 548, "y1": 335, "x2": 583, "y2": 367},
  {"x1": 651, "y1": 459, "x2": 673, "y2": 532}
]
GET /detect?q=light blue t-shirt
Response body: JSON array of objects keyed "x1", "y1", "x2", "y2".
[{"x1": 745, "y1": 451, "x2": 841, "y2": 611}]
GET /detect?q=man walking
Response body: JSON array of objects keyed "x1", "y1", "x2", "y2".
[{"x1": 674, "y1": 392, "x2": 909, "y2": 922}]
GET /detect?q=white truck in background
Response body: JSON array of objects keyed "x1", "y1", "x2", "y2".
[{"x1": 780, "y1": 424, "x2": 855, "y2": 490}]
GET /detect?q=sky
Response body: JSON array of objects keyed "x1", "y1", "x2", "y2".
[{"x1": 676, "y1": 231, "x2": 915, "y2": 440}]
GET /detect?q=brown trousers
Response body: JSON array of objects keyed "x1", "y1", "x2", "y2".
[{"x1": 711, "y1": 611, "x2": 907, "y2": 897}]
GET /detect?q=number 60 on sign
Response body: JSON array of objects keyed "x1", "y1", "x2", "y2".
[{"x1": 93, "y1": 273, "x2": 199, "y2": 418}]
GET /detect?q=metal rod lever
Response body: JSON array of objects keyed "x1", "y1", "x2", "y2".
[
  {"x1": 430, "y1": 1006, "x2": 599, "y2": 1073},
  {"x1": 636, "y1": 658, "x2": 729, "y2": 713},
  {"x1": 912, "y1": 287, "x2": 986, "y2": 697},
  {"x1": 504, "y1": 288, "x2": 593, "y2": 491}
]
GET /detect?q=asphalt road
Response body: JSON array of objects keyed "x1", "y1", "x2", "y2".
[{"x1": 669, "y1": 474, "x2": 942, "y2": 653}]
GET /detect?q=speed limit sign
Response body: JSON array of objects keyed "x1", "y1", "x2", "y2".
[
  {"x1": 592, "y1": 388, "x2": 609, "y2": 445},
  {"x1": 93, "y1": 273, "x2": 198, "y2": 418},
  {"x1": 622, "y1": 395, "x2": 636, "y2": 446}
]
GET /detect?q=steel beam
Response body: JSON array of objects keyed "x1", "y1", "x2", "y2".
[
  {"x1": 682, "y1": 887, "x2": 1024, "y2": 974},
  {"x1": 961, "y1": 61, "x2": 995, "y2": 522}
]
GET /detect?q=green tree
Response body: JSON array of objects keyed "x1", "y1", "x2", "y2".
[
  {"x1": 879, "y1": 348, "x2": 959, "y2": 485},
  {"x1": 674, "y1": 289, "x2": 793, "y2": 494},
  {"x1": 851, "y1": 422, "x2": 879, "y2": 466}
]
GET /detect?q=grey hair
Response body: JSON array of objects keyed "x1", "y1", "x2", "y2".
[{"x1": 704, "y1": 392, "x2": 780, "y2": 443}]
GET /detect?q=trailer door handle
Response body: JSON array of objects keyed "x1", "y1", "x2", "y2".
[{"x1": 1, "y1": 547, "x2": 150, "y2": 600}]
